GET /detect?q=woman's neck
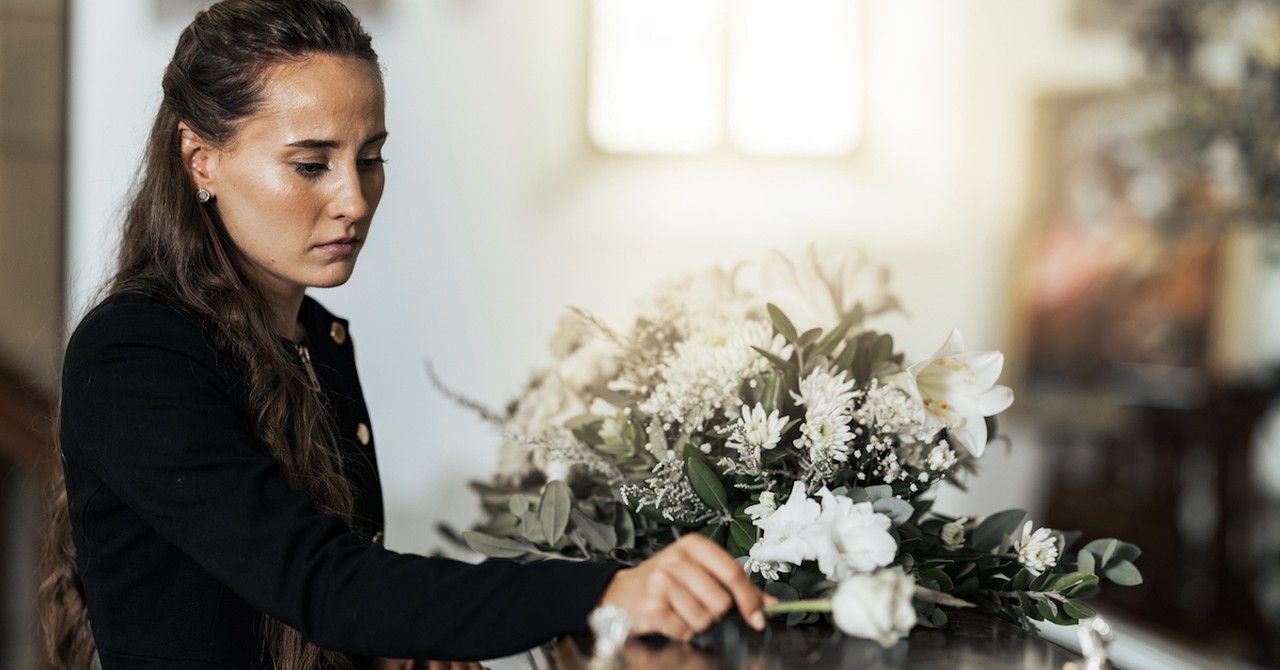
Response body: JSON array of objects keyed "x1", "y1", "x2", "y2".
[{"x1": 263, "y1": 288, "x2": 306, "y2": 343}]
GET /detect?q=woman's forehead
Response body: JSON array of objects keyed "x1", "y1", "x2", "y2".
[{"x1": 238, "y1": 54, "x2": 385, "y2": 146}]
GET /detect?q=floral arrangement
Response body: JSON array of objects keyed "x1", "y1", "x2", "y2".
[{"x1": 442, "y1": 247, "x2": 1142, "y2": 646}]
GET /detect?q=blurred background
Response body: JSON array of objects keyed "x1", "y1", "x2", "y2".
[{"x1": 3, "y1": 0, "x2": 1280, "y2": 667}]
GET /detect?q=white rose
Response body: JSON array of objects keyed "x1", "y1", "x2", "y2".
[{"x1": 830, "y1": 569, "x2": 918, "y2": 647}]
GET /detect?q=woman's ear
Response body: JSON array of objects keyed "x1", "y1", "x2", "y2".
[{"x1": 178, "y1": 121, "x2": 217, "y2": 194}]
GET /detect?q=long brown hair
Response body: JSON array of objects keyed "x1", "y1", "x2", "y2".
[{"x1": 39, "y1": 2, "x2": 380, "y2": 668}]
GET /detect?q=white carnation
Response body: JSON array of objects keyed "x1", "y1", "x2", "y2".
[{"x1": 800, "y1": 488, "x2": 897, "y2": 581}]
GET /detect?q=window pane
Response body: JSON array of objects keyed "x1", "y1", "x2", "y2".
[
  {"x1": 729, "y1": 0, "x2": 863, "y2": 156},
  {"x1": 588, "y1": 0, "x2": 726, "y2": 155}
]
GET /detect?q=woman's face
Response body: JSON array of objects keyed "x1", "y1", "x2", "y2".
[{"x1": 194, "y1": 54, "x2": 387, "y2": 302}]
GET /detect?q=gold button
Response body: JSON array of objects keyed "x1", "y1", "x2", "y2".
[
  {"x1": 372, "y1": 531, "x2": 384, "y2": 545},
  {"x1": 356, "y1": 422, "x2": 370, "y2": 446},
  {"x1": 330, "y1": 321, "x2": 347, "y2": 345}
]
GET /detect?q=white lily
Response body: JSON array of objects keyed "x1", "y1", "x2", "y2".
[
  {"x1": 893, "y1": 329, "x2": 1013, "y2": 458},
  {"x1": 758, "y1": 245, "x2": 901, "y2": 333}
]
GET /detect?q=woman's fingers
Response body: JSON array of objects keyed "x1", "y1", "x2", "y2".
[
  {"x1": 673, "y1": 535, "x2": 768, "y2": 630},
  {"x1": 598, "y1": 534, "x2": 770, "y2": 640}
]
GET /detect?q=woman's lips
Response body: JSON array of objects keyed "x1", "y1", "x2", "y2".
[{"x1": 315, "y1": 238, "x2": 360, "y2": 256}]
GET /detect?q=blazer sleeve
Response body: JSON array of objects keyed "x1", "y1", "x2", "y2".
[{"x1": 60, "y1": 297, "x2": 621, "y2": 661}]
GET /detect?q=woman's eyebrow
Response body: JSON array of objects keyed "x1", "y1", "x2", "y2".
[
  {"x1": 286, "y1": 138, "x2": 340, "y2": 149},
  {"x1": 285, "y1": 131, "x2": 387, "y2": 150}
]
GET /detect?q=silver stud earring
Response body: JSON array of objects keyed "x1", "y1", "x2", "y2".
[{"x1": 196, "y1": 188, "x2": 212, "y2": 203}]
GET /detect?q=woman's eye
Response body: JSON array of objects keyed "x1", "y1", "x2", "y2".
[
  {"x1": 293, "y1": 162, "x2": 328, "y2": 177},
  {"x1": 358, "y1": 156, "x2": 387, "y2": 169}
]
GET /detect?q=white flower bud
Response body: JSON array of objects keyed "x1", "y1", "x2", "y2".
[
  {"x1": 940, "y1": 517, "x2": 967, "y2": 549},
  {"x1": 830, "y1": 569, "x2": 917, "y2": 647}
]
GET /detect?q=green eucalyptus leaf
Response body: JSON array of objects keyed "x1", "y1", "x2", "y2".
[
  {"x1": 1062, "y1": 600, "x2": 1096, "y2": 620},
  {"x1": 508, "y1": 495, "x2": 530, "y2": 517},
  {"x1": 845, "y1": 486, "x2": 871, "y2": 503},
  {"x1": 1011, "y1": 569, "x2": 1030, "y2": 591},
  {"x1": 1029, "y1": 571, "x2": 1054, "y2": 592},
  {"x1": 614, "y1": 503, "x2": 636, "y2": 549},
  {"x1": 930, "y1": 608, "x2": 948, "y2": 627},
  {"x1": 872, "y1": 496, "x2": 914, "y2": 527},
  {"x1": 1050, "y1": 572, "x2": 1098, "y2": 597},
  {"x1": 765, "y1": 581, "x2": 800, "y2": 601},
  {"x1": 918, "y1": 567, "x2": 954, "y2": 592},
  {"x1": 729, "y1": 516, "x2": 757, "y2": 557},
  {"x1": 834, "y1": 340, "x2": 858, "y2": 372},
  {"x1": 1103, "y1": 559, "x2": 1143, "y2": 586},
  {"x1": 971, "y1": 509, "x2": 1025, "y2": 553},
  {"x1": 464, "y1": 531, "x2": 534, "y2": 559},
  {"x1": 727, "y1": 529, "x2": 754, "y2": 558},
  {"x1": 571, "y1": 508, "x2": 618, "y2": 552},
  {"x1": 1095, "y1": 539, "x2": 1119, "y2": 566},
  {"x1": 698, "y1": 523, "x2": 728, "y2": 545},
  {"x1": 797, "y1": 327, "x2": 823, "y2": 349},
  {"x1": 539, "y1": 481, "x2": 573, "y2": 545},
  {"x1": 752, "y1": 345, "x2": 797, "y2": 374},
  {"x1": 767, "y1": 303, "x2": 800, "y2": 344},
  {"x1": 760, "y1": 372, "x2": 785, "y2": 414},
  {"x1": 488, "y1": 512, "x2": 520, "y2": 536},
  {"x1": 686, "y1": 456, "x2": 729, "y2": 512},
  {"x1": 1106, "y1": 540, "x2": 1141, "y2": 564},
  {"x1": 864, "y1": 485, "x2": 893, "y2": 502},
  {"x1": 1077, "y1": 549, "x2": 1096, "y2": 575},
  {"x1": 1035, "y1": 598, "x2": 1057, "y2": 621},
  {"x1": 522, "y1": 510, "x2": 545, "y2": 543},
  {"x1": 872, "y1": 333, "x2": 895, "y2": 362},
  {"x1": 812, "y1": 310, "x2": 860, "y2": 361}
]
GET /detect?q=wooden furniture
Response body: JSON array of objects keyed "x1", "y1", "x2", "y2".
[
  {"x1": 1038, "y1": 382, "x2": 1278, "y2": 667},
  {"x1": 528, "y1": 609, "x2": 1085, "y2": 669}
]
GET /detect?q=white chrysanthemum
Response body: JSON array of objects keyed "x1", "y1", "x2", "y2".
[
  {"x1": 796, "y1": 409, "x2": 856, "y2": 463},
  {"x1": 731, "y1": 403, "x2": 789, "y2": 452},
  {"x1": 638, "y1": 318, "x2": 791, "y2": 432},
  {"x1": 1014, "y1": 521, "x2": 1060, "y2": 576},
  {"x1": 792, "y1": 368, "x2": 857, "y2": 416}
]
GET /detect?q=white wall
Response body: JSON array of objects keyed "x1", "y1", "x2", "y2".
[{"x1": 68, "y1": 0, "x2": 1138, "y2": 553}]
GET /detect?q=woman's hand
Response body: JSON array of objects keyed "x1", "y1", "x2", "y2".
[{"x1": 598, "y1": 534, "x2": 770, "y2": 641}]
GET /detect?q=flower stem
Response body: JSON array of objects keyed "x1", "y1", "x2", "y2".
[{"x1": 763, "y1": 599, "x2": 833, "y2": 614}]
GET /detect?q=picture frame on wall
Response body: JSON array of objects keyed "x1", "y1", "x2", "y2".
[{"x1": 1011, "y1": 89, "x2": 1223, "y2": 406}]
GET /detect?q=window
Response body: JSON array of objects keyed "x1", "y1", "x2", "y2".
[{"x1": 588, "y1": 0, "x2": 865, "y2": 157}]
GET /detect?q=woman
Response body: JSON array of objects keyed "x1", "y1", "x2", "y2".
[{"x1": 39, "y1": 1, "x2": 767, "y2": 668}]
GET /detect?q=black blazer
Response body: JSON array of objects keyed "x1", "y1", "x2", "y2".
[{"x1": 60, "y1": 292, "x2": 620, "y2": 669}]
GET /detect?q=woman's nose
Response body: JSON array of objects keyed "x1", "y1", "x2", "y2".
[{"x1": 330, "y1": 165, "x2": 371, "y2": 222}]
